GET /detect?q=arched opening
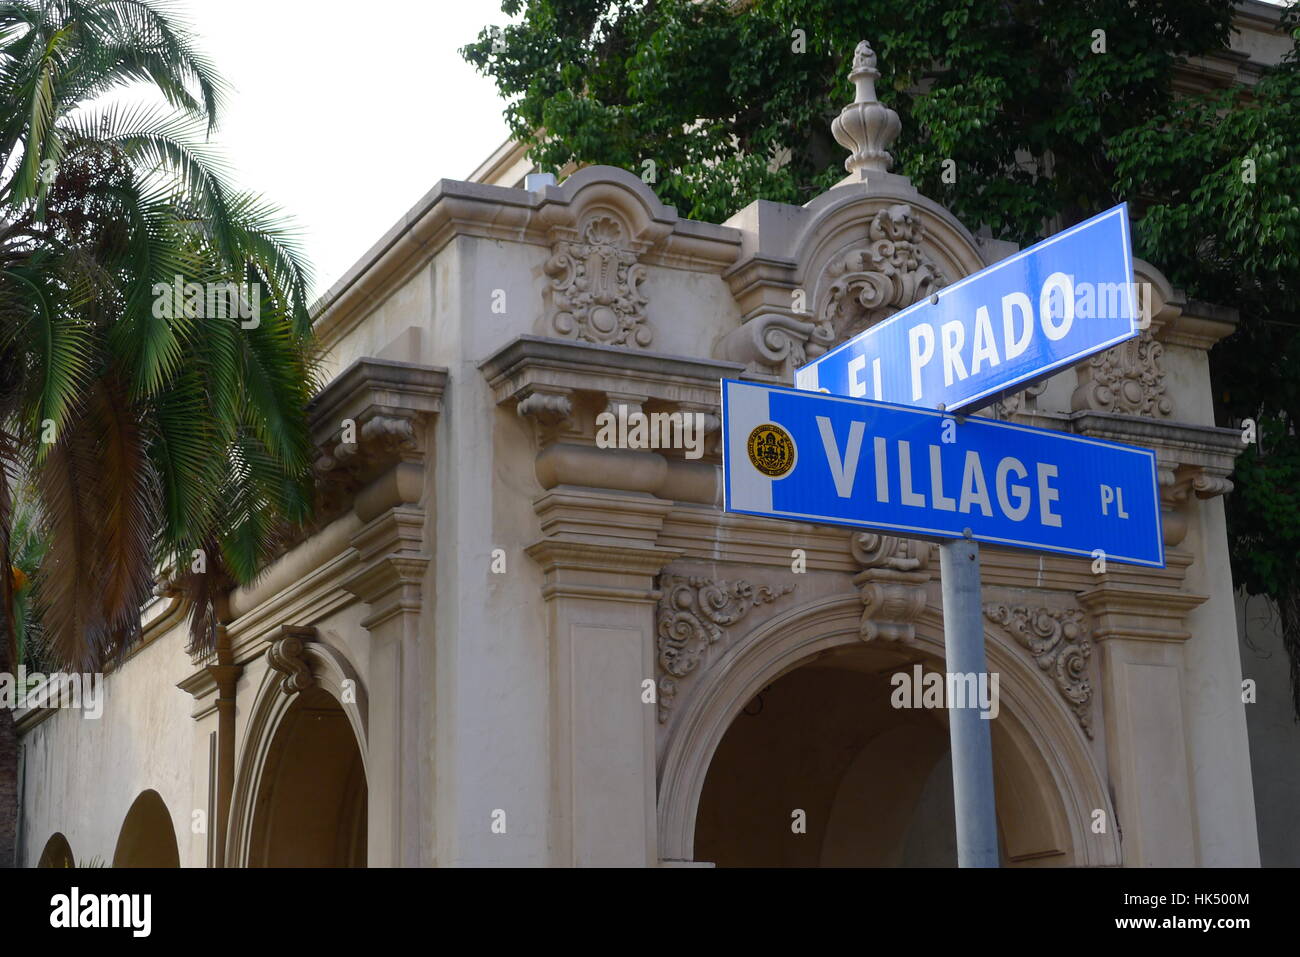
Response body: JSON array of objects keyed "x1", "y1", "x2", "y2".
[
  {"x1": 247, "y1": 685, "x2": 367, "y2": 867},
  {"x1": 37, "y1": 832, "x2": 76, "y2": 868},
  {"x1": 113, "y1": 790, "x2": 180, "y2": 867},
  {"x1": 693, "y1": 641, "x2": 1067, "y2": 867}
]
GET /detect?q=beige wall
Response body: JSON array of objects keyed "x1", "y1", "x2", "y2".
[
  {"x1": 1237, "y1": 592, "x2": 1300, "y2": 866},
  {"x1": 18, "y1": 622, "x2": 206, "y2": 867}
]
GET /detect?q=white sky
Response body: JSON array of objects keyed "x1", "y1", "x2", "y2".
[{"x1": 177, "y1": 0, "x2": 515, "y2": 299}]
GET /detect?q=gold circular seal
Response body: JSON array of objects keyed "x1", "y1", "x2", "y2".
[{"x1": 747, "y1": 423, "x2": 796, "y2": 478}]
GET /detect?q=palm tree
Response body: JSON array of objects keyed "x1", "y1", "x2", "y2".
[
  {"x1": 8, "y1": 493, "x2": 47, "y2": 674},
  {"x1": 0, "y1": 1, "x2": 320, "y2": 866}
]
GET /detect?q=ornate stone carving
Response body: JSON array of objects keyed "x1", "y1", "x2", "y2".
[
  {"x1": 851, "y1": 533, "x2": 932, "y2": 642},
  {"x1": 815, "y1": 204, "x2": 947, "y2": 347},
  {"x1": 266, "y1": 625, "x2": 316, "y2": 696},
  {"x1": 852, "y1": 532, "x2": 930, "y2": 571},
  {"x1": 832, "y1": 41, "x2": 902, "y2": 176},
  {"x1": 1071, "y1": 329, "x2": 1173, "y2": 418},
  {"x1": 321, "y1": 416, "x2": 417, "y2": 469},
  {"x1": 679, "y1": 404, "x2": 722, "y2": 439},
  {"x1": 314, "y1": 413, "x2": 421, "y2": 520},
  {"x1": 722, "y1": 205, "x2": 947, "y2": 377},
  {"x1": 718, "y1": 312, "x2": 819, "y2": 379},
  {"x1": 1159, "y1": 463, "x2": 1235, "y2": 546},
  {"x1": 984, "y1": 604, "x2": 1093, "y2": 738},
  {"x1": 1192, "y1": 472, "x2": 1233, "y2": 497},
  {"x1": 516, "y1": 389, "x2": 573, "y2": 425},
  {"x1": 655, "y1": 575, "x2": 796, "y2": 722},
  {"x1": 307, "y1": 358, "x2": 445, "y2": 527},
  {"x1": 1161, "y1": 464, "x2": 1235, "y2": 505},
  {"x1": 993, "y1": 381, "x2": 1048, "y2": 419},
  {"x1": 544, "y1": 215, "x2": 652, "y2": 348}
]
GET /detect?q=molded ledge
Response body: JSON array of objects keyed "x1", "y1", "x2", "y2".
[{"x1": 480, "y1": 334, "x2": 743, "y2": 410}]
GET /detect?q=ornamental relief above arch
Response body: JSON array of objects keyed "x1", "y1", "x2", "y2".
[
  {"x1": 654, "y1": 589, "x2": 1117, "y2": 867},
  {"x1": 652, "y1": 542, "x2": 1099, "y2": 752},
  {"x1": 530, "y1": 165, "x2": 684, "y2": 352},
  {"x1": 654, "y1": 572, "x2": 799, "y2": 725}
]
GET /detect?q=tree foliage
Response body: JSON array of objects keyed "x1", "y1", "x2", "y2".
[
  {"x1": 1111, "y1": 41, "x2": 1300, "y2": 713},
  {"x1": 466, "y1": 0, "x2": 1300, "y2": 712},
  {"x1": 464, "y1": 0, "x2": 1236, "y2": 234}
]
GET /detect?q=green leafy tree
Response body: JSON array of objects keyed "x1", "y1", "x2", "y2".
[
  {"x1": 466, "y1": 0, "x2": 1300, "y2": 706},
  {"x1": 0, "y1": 0, "x2": 318, "y2": 866},
  {"x1": 1112, "y1": 43, "x2": 1300, "y2": 715}
]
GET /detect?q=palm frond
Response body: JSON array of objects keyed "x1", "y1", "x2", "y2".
[{"x1": 33, "y1": 404, "x2": 100, "y2": 669}]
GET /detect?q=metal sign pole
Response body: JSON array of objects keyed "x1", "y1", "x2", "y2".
[{"x1": 938, "y1": 536, "x2": 1000, "y2": 867}]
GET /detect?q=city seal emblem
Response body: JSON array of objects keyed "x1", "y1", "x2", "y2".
[{"x1": 747, "y1": 423, "x2": 797, "y2": 478}]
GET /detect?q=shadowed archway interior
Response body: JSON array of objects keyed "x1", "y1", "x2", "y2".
[
  {"x1": 694, "y1": 643, "x2": 1057, "y2": 867},
  {"x1": 247, "y1": 685, "x2": 367, "y2": 867},
  {"x1": 113, "y1": 789, "x2": 180, "y2": 867},
  {"x1": 37, "y1": 832, "x2": 75, "y2": 868}
]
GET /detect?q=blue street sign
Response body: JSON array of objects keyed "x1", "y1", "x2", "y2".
[
  {"x1": 722, "y1": 379, "x2": 1164, "y2": 567},
  {"x1": 794, "y1": 204, "x2": 1139, "y2": 412}
]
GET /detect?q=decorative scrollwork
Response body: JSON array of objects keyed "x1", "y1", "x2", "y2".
[
  {"x1": 266, "y1": 626, "x2": 316, "y2": 696},
  {"x1": 851, "y1": 532, "x2": 931, "y2": 571},
  {"x1": 814, "y1": 204, "x2": 947, "y2": 347},
  {"x1": 717, "y1": 312, "x2": 818, "y2": 379},
  {"x1": 1192, "y1": 473, "x2": 1234, "y2": 498},
  {"x1": 1072, "y1": 329, "x2": 1173, "y2": 418},
  {"x1": 851, "y1": 533, "x2": 931, "y2": 642},
  {"x1": 655, "y1": 575, "x2": 796, "y2": 722},
  {"x1": 984, "y1": 604, "x2": 1093, "y2": 738},
  {"x1": 993, "y1": 380, "x2": 1048, "y2": 419},
  {"x1": 517, "y1": 390, "x2": 573, "y2": 424}
]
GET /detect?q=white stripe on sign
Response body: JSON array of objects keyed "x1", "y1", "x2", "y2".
[{"x1": 725, "y1": 380, "x2": 773, "y2": 512}]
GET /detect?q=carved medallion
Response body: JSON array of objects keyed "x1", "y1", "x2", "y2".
[{"x1": 544, "y1": 215, "x2": 652, "y2": 348}]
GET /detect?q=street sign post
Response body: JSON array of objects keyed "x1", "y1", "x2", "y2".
[
  {"x1": 794, "y1": 204, "x2": 1140, "y2": 413},
  {"x1": 723, "y1": 379, "x2": 1164, "y2": 567},
  {"x1": 722, "y1": 376, "x2": 1164, "y2": 867},
  {"x1": 939, "y1": 536, "x2": 999, "y2": 867}
]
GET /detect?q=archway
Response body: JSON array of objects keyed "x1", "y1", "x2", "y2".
[
  {"x1": 696, "y1": 652, "x2": 968, "y2": 866},
  {"x1": 113, "y1": 790, "x2": 180, "y2": 867},
  {"x1": 660, "y1": 597, "x2": 1119, "y2": 866},
  {"x1": 247, "y1": 685, "x2": 367, "y2": 867},
  {"x1": 37, "y1": 832, "x2": 75, "y2": 868}
]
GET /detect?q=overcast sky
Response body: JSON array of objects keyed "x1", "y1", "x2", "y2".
[{"x1": 178, "y1": 0, "x2": 515, "y2": 299}]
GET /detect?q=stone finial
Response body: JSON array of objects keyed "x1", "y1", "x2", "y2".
[{"x1": 832, "y1": 41, "x2": 902, "y2": 177}]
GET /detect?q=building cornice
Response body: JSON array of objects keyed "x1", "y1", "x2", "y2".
[
  {"x1": 1077, "y1": 581, "x2": 1210, "y2": 643},
  {"x1": 480, "y1": 335, "x2": 743, "y2": 412},
  {"x1": 312, "y1": 167, "x2": 743, "y2": 350}
]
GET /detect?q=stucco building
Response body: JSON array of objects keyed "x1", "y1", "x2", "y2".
[{"x1": 14, "y1": 5, "x2": 1293, "y2": 867}]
